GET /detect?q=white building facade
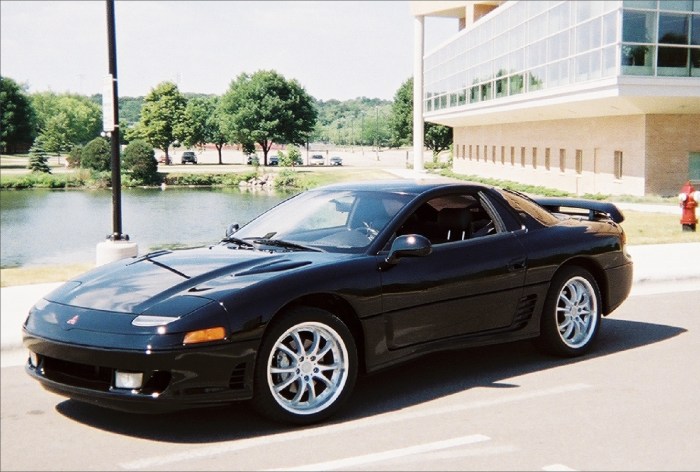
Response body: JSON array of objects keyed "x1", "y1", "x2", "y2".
[{"x1": 412, "y1": 0, "x2": 700, "y2": 196}]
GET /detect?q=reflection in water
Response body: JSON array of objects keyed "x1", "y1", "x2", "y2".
[{"x1": 0, "y1": 187, "x2": 289, "y2": 268}]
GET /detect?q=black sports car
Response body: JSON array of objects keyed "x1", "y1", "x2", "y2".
[{"x1": 23, "y1": 180, "x2": 633, "y2": 424}]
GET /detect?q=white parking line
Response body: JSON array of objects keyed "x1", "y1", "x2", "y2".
[
  {"x1": 120, "y1": 383, "x2": 591, "y2": 470},
  {"x1": 269, "y1": 434, "x2": 491, "y2": 471},
  {"x1": 543, "y1": 464, "x2": 577, "y2": 471}
]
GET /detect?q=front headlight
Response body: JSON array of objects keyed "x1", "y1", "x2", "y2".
[{"x1": 132, "y1": 315, "x2": 180, "y2": 327}]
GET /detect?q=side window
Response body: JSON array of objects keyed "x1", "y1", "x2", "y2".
[{"x1": 397, "y1": 193, "x2": 499, "y2": 244}]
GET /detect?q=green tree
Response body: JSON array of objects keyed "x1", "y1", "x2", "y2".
[
  {"x1": 389, "y1": 77, "x2": 453, "y2": 160},
  {"x1": 80, "y1": 137, "x2": 111, "y2": 172},
  {"x1": 0, "y1": 76, "x2": 37, "y2": 154},
  {"x1": 136, "y1": 82, "x2": 187, "y2": 164},
  {"x1": 122, "y1": 139, "x2": 159, "y2": 184},
  {"x1": 389, "y1": 79, "x2": 413, "y2": 147},
  {"x1": 424, "y1": 122, "x2": 453, "y2": 160},
  {"x1": 175, "y1": 96, "x2": 228, "y2": 164},
  {"x1": 31, "y1": 92, "x2": 102, "y2": 154},
  {"x1": 27, "y1": 136, "x2": 51, "y2": 173},
  {"x1": 220, "y1": 70, "x2": 317, "y2": 166}
]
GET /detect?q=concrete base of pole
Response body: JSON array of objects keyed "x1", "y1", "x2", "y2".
[{"x1": 96, "y1": 239, "x2": 139, "y2": 266}]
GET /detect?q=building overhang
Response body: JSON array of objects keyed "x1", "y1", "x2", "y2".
[{"x1": 425, "y1": 77, "x2": 700, "y2": 127}]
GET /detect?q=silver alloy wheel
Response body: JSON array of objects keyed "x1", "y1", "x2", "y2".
[
  {"x1": 556, "y1": 276, "x2": 598, "y2": 349},
  {"x1": 266, "y1": 321, "x2": 349, "y2": 416}
]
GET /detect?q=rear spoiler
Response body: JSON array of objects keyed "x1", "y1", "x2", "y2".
[{"x1": 535, "y1": 197, "x2": 625, "y2": 224}]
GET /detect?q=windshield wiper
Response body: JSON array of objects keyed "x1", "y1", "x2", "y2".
[
  {"x1": 221, "y1": 236, "x2": 256, "y2": 249},
  {"x1": 252, "y1": 238, "x2": 321, "y2": 252}
]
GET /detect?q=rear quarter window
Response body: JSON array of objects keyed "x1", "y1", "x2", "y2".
[{"x1": 499, "y1": 190, "x2": 559, "y2": 227}]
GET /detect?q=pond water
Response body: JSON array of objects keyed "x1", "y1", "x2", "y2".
[{"x1": 0, "y1": 187, "x2": 290, "y2": 268}]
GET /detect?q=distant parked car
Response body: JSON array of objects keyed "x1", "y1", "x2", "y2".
[
  {"x1": 268, "y1": 155, "x2": 279, "y2": 166},
  {"x1": 157, "y1": 155, "x2": 171, "y2": 165},
  {"x1": 310, "y1": 154, "x2": 325, "y2": 166},
  {"x1": 246, "y1": 154, "x2": 259, "y2": 165},
  {"x1": 330, "y1": 156, "x2": 343, "y2": 166},
  {"x1": 181, "y1": 151, "x2": 197, "y2": 165}
]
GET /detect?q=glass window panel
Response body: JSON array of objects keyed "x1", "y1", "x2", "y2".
[
  {"x1": 547, "y1": 62, "x2": 561, "y2": 87},
  {"x1": 589, "y1": 50, "x2": 602, "y2": 78},
  {"x1": 603, "y1": 11, "x2": 618, "y2": 45},
  {"x1": 623, "y1": 0, "x2": 657, "y2": 8},
  {"x1": 622, "y1": 44, "x2": 656, "y2": 74},
  {"x1": 576, "y1": 22, "x2": 593, "y2": 53},
  {"x1": 622, "y1": 43, "x2": 651, "y2": 64},
  {"x1": 481, "y1": 82, "x2": 492, "y2": 101},
  {"x1": 549, "y1": 2, "x2": 571, "y2": 35},
  {"x1": 623, "y1": 10, "x2": 657, "y2": 42},
  {"x1": 529, "y1": 67, "x2": 546, "y2": 90},
  {"x1": 659, "y1": 14, "x2": 689, "y2": 44},
  {"x1": 658, "y1": 46, "x2": 689, "y2": 69},
  {"x1": 590, "y1": 17, "x2": 602, "y2": 48},
  {"x1": 575, "y1": 54, "x2": 590, "y2": 81},
  {"x1": 576, "y1": 1, "x2": 593, "y2": 22},
  {"x1": 602, "y1": 44, "x2": 618, "y2": 76},
  {"x1": 661, "y1": 1, "x2": 693, "y2": 12},
  {"x1": 509, "y1": 74, "x2": 525, "y2": 95},
  {"x1": 692, "y1": 49, "x2": 700, "y2": 76},
  {"x1": 470, "y1": 86, "x2": 480, "y2": 103},
  {"x1": 691, "y1": 15, "x2": 700, "y2": 44}
]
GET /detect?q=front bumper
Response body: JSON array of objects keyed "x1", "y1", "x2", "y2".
[{"x1": 23, "y1": 332, "x2": 258, "y2": 414}]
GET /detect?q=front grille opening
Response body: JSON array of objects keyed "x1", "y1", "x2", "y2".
[
  {"x1": 43, "y1": 356, "x2": 112, "y2": 391},
  {"x1": 41, "y1": 356, "x2": 171, "y2": 394},
  {"x1": 142, "y1": 371, "x2": 171, "y2": 394}
]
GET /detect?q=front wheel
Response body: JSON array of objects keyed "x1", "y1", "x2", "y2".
[
  {"x1": 536, "y1": 266, "x2": 601, "y2": 357},
  {"x1": 253, "y1": 307, "x2": 358, "y2": 424}
]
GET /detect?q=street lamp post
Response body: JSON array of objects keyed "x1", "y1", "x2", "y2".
[
  {"x1": 106, "y1": 0, "x2": 124, "y2": 241},
  {"x1": 96, "y1": 0, "x2": 137, "y2": 265},
  {"x1": 375, "y1": 106, "x2": 379, "y2": 161}
]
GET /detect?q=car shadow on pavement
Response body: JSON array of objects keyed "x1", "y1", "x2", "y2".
[{"x1": 54, "y1": 317, "x2": 684, "y2": 443}]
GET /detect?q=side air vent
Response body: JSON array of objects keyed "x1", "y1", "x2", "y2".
[
  {"x1": 229, "y1": 363, "x2": 247, "y2": 390},
  {"x1": 513, "y1": 295, "x2": 537, "y2": 327}
]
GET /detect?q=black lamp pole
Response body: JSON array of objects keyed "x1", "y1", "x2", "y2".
[{"x1": 106, "y1": 0, "x2": 125, "y2": 241}]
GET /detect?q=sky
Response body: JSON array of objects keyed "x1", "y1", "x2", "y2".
[{"x1": 1, "y1": 1, "x2": 457, "y2": 101}]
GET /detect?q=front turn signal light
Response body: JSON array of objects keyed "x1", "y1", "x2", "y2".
[{"x1": 183, "y1": 326, "x2": 226, "y2": 345}]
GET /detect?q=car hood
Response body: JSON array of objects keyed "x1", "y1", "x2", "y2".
[{"x1": 43, "y1": 246, "x2": 333, "y2": 315}]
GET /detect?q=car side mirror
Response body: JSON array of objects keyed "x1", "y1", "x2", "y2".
[
  {"x1": 385, "y1": 234, "x2": 432, "y2": 265},
  {"x1": 226, "y1": 223, "x2": 240, "y2": 238}
]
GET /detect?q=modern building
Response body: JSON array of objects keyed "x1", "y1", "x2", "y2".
[{"x1": 411, "y1": 0, "x2": 700, "y2": 196}]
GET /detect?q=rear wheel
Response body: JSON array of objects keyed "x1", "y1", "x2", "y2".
[
  {"x1": 253, "y1": 307, "x2": 357, "y2": 424},
  {"x1": 536, "y1": 266, "x2": 601, "y2": 357}
]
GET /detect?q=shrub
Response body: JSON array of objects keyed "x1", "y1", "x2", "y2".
[
  {"x1": 66, "y1": 145, "x2": 83, "y2": 168},
  {"x1": 80, "y1": 137, "x2": 111, "y2": 172},
  {"x1": 122, "y1": 139, "x2": 160, "y2": 185}
]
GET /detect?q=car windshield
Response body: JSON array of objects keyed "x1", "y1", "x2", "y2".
[{"x1": 233, "y1": 189, "x2": 412, "y2": 252}]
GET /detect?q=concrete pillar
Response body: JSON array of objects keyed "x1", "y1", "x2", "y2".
[
  {"x1": 96, "y1": 239, "x2": 139, "y2": 266},
  {"x1": 413, "y1": 14, "x2": 425, "y2": 173}
]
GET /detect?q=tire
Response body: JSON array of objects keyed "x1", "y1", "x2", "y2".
[
  {"x1": 253, "y1": 307, "x2": 358, "y2": 424},
  {"x1": 536, "y1": 266, "x2": 601, "y2": 357}
]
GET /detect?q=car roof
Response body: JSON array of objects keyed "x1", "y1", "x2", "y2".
[{"x1": 311, "y1": 179, "x2": 488, "y2": 195}]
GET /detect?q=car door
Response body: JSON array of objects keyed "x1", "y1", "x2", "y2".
[{"x1": 378, "y1": 195, "x2": 528, "y2": 349}]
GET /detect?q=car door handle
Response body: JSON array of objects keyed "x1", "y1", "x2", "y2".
[{"x1": 507, "y1": 258, "x2": 526, "y2": 272}]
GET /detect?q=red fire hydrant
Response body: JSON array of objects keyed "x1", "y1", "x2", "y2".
[{"x1": 678, "y1": 181, "x2": 699, "y2": 232}]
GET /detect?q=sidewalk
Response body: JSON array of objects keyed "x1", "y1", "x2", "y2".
[{"x1": 2, "y1": 243, "x2": 699, "y2": 352}]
